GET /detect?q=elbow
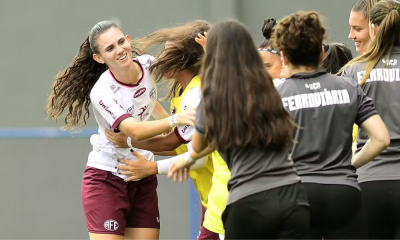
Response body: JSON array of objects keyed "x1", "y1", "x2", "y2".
[
  {"x1": 129, "y1": 129, "x2": 146, "y2": 141},
  {"x1": 192, "y1": 144, "x2": 203, "y2": 153},
  {"x1": 380, "y1": 129, "x2": 391, "y2": 148},
  {"x1": 198, "y1": 157, "x2": 208, "y2": 168},
  {"x1": 382, "y1": 136, "x2": 390, "y2": 148},
  {"x1": 374, "y1": 134, "x2": 390, "y2": 151}
]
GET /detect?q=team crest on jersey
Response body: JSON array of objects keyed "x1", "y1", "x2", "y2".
[
  {"x1": 172, "y1": 106, "x2": 176, "y2": 115},
  {"x1": 110, "y1": 85, "x2": 120, "y2": 93},
  {"x1": 104, "y1": 219, "x2": 119, "y2": 231},
  {"x1": 149, "y1": 87, "x2": 156, "y2": 100}
]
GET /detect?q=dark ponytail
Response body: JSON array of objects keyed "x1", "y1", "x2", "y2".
[{"x1": 259, "y1": 18, "x2": 278, "y2": 52}]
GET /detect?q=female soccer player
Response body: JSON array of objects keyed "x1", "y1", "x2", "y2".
[
  {"x1": 101, "y1": 20, "x2": 220, "y2": 240},
  {"x1": 341, "y1": 1, "x2": 400, "y2": 238},
  {"x1": 46, "y1": 20, "x2": 195, "y2": 240},
  {"x1": 170, "y1": 20, "x2": 310, "y2": 239},
  {"x1": 349, "y1": 0, "x2": 381, "y2": 53},
  {"x1": 273, "y1": 11, "x2": 389, "y2": 239}
]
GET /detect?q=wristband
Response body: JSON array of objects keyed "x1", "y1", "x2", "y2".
[
  {"x1": 127, "y1": 136, "x2": 133, "y2": 149},
  {"x1": 185, "y1": 154, "x2": 196, "y2": 164},
  {"x1": 168, "y1": 115, "x2": 178, "y2": 128}
]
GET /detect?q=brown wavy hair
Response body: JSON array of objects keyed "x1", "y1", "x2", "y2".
[
  {"x1": 132, "y1": 20, "x2": 210, "y2": 100},
  {"x1": 272, "y1": 11, "x2": 326, "y2": 67},
  {"x1": 46, "y1": 20, "x2": 139, "y2": 132},
  {"x1": 201, "y1": 20, "x2": 295, "y2": 152},
  {"x1": 340, "y1": 0, "x2": 400, "y2": 84}
]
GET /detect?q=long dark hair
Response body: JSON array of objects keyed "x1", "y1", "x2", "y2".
[
  {"x1": 321, "y1": 43, "x2": 353, "y2": 74},
  {"x1": 200, "y1": 20, "x2": 295, "y2": 152},
  {"x1": 340, "y1": 0, "x2": 400, "y2": 84},
  {"x1": 46, "y1": 20, "x2": 138, "y2": 131},
  {"x1": 132, "y1": 20, "x2": 210, "y2": 100}
]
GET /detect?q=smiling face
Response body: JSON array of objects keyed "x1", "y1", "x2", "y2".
[
  {"x1": 348, "y1": 11, "x2": 370, "y2": 53},
  {"x1": 92, "y1": 27, "x2": 132, "y2": 71}
]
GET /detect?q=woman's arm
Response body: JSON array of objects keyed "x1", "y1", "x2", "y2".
[{"x1": 152, "y1": 101, "x2": 169, "y2": 120}]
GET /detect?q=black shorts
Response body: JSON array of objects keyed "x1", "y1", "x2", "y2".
[
  {"x1": 360, "y1": 180, "x2": 400, "y2": 239},
  {"x1": 222, "y1": 182, "x2": 310, "y2": 239},
  {"x1": 303, "y1": 183, "x2": 367, "y2": 239}
]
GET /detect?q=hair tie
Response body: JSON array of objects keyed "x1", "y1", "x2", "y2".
[
  {"x1": 258, "y1": 48, "x2": 280, "y2": 55},
  {"x1": 389, "y1": 7, "x2": 398, "y2": 12}
]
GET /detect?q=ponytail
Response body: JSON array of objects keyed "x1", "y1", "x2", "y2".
[
  {"x1": 339, "y1": 0, "x2": 400, "y2": 84},
  {"x1": 45, "y1": 37, "x2": 107, "y2": 132}
]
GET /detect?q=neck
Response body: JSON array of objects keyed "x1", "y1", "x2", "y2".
[
  {"x1": 110, "y1": 61, "x2": 142, "y2": 85},
  {"x1": 287, "y1": 64, "x2": 318, "y2": 76},
  {"x1": 176, "y1": 70, "x2": 196, "y2": 90}
]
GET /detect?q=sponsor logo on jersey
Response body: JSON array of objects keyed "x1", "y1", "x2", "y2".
[
  {"x1": 104, "y1": 219, "x2": 119, "y2": 231},
  {"x1": 126, "y1": 105, "x2": 134, "y2": 114},
  {"x1": 181, "y1": 125, "x2": 189, "y2": 133},
  {"x1": 99, "y1": 100, "x2": 117, "y2": 119},
  {"x1": 134, "y1": 88, "x2": 146, "y2": 98},
  {"x1": 305, "y1": 82, "x2": 321, "y2": 90},
  {"x1": 382, "y1": 59, "x2": 398, "y2": 66},
  {"x1": 149, "y1": 87, "x2": 156, "y2": 100},
  {"x1": 138, "y1": 104, "x2": 149, "y2": 120}
]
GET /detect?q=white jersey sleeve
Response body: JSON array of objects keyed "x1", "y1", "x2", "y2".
[
  {"x1": 174, "y1": 87, "x2": 202, "y2": 143},
  {"x1": 157, "y1": 141, "x2": 208, "y2": 174},
  {"x1": 90, "y1": 88, "x2": 132, "y2": 130}
]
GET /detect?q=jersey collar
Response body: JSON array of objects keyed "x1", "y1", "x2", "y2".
[{"x1": 289, "y1": 69, "x2": 328, "y2": 79}]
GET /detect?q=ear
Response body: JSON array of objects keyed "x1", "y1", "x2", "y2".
[
  {"x1": 369, "y1": 22, "x2": 378, "y2": 39},
  {"x1": 280, "y1": 51, "x2": 289, "y2": 66},
  {"x1": 93, "y1": 54, "x2": 105, "y2": 64},
  {"x1": 126, "y1": 34, "x2": 131, "y2": 42}
]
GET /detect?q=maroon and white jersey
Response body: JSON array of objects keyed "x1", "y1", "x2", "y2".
[{"x1": 88, "y1": 54, "x2": 157, "y2": 178}]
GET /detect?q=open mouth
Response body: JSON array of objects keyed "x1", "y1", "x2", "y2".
[{"x1": 118, "y1": 53, "x2": 127, "y2": 61}]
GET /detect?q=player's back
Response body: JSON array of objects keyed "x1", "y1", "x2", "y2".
[
  {"x1": 343, "y1": 47, "x2": 400, "y2": 182},
  {"x1": 277, "y1": 70, "x2": 376, "y2": 189}
]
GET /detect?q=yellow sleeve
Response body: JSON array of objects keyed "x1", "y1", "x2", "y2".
[{"x1": 352, "y1": 124, "x2": 358, "y2": 142}]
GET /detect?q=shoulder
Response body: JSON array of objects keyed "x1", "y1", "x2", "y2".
[
  {"x1": 276, "y1": 78, "x2": 294, "y2": 93},
  {"x1": 135, "y1": 54, "x2": 155, "y2": 67},
  {"x1": 182, "y1": 87, "x2": 202, "y2": 108},
  {"x1": 90, "y1": 71, "x2": 114, "y2": 98},
  {"x1": 326, "y1": 72, "x2": 359, "y2": 89},
  {"x1": 186, "y1": 87, "x2": 202, "y2": 97},
  {"x1": 343, "y1": 62, "x2": 365, "y2": 76}
]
